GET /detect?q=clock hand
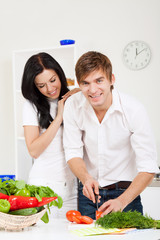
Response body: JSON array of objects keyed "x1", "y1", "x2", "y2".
[
  {"x1": 137, "y1": 48, "x2": 147, "y2": 56},
  {"x1": 135, "y1": 48, "x2": 138, "y2": 59}
]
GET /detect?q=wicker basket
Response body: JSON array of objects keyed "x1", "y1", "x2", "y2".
[{"x1": 0, "y1": 208, "x2": 46, "y2": 231}]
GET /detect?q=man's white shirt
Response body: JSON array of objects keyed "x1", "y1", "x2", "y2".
[{"x1": 63, "y1": 88, "x2": 159, "y2": 187}]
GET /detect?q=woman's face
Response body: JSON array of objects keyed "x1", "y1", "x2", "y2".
[{"x1": 34, "y1": 69, "x2": 61, "y2": 99}]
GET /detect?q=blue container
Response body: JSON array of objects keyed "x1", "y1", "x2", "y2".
[
  {"x1": 60, "y1": 39, "x2": 75, "y2": 45},
  {"x1": 0, "y1": 175, "x2": 16, "y2": 182}
]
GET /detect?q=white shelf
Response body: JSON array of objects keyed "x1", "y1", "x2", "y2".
[{"x1": 13, "y1": 45, "x2": 76, "y2": 181}]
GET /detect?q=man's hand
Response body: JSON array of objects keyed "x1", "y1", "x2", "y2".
[
  {"x1": 98, "y1": 172, "x2": 154, "y2": 217},
  {"x1": 98, "y1": 198, "x2": 123, "y2": 217},
  {"x1": 67, "y1": 158, "x2": 101, "y2": 203},
  {"x1": 83, "y1": 177, "x2": 100, "y2": 203}
]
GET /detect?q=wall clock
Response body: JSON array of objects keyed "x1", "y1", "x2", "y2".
[{"x1": 123, "y1": 41, "x2": 151, "y2": 70}]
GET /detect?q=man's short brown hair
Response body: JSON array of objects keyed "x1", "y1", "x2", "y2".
[{"x1": 75, "y1": 51, "x2": 113, "y2": 85}]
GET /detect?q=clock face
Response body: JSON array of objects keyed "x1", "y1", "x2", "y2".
[{"x1": 123, "y1": 41, "x2": 151, "y2": 70}]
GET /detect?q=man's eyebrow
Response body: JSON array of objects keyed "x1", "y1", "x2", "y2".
[
  {"x1": 80, "y1": 80, "x2": 89, "y2": 84},
  {"x1": 95, "y1": 76, "x2": 104, "y2": 80}
]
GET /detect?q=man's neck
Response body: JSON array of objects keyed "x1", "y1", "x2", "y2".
[
  {"x1": 93, "y1": 93, "x2": 113, "y2": 123},
  {"x1": 94, "y1": 109, "x2": 107, "y2": 123}
]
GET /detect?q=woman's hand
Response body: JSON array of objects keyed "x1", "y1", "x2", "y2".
[
  {"x1": 62, "y1": 88, "x2": 80, "y2": 99},
  {"x1": 56, "y1": 98, "x2": 66, "y2": 124},
  {"x1": 55, "y1": 88, "x2": 80, "y2": 124}
]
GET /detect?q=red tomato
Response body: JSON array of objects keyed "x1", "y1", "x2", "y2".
[
  {"x1": 72, "y1": 215, "x2": 82, "y2": 224},
  {"x1": 96, "y1": 210, "x2": 103, "y2": 220},
  {"x1": 66, "y1": 210, "x2": 81, "y2": 222},
  {"x1": 79, "y1": 216, "x2": 93, "y2": 224}
]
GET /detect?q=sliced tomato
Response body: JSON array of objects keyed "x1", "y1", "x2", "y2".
[
  {"x1": 79, "y1": 215, "x2": 93, "y2": 224},
  {"x1": 96, "y1": 210, "x2": 103, "y2": 220},
  {"x1": 66, "y1": 210, "x2": 81, "y2": 222},
  {"x1": 72, "y1": 215, "x2": 82, "y2": 224}
]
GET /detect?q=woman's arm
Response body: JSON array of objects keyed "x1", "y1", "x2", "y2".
[{"x1": 24, "y1": 98, "x2": 65, "y2": 159}]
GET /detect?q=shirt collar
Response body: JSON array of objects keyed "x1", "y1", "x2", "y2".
[
  {"x1": 111, "y1": 88, "x2": 123, "y2": 114},
  {"x1": 77, "y1": 92, "x2": 90, "y2": 109}
]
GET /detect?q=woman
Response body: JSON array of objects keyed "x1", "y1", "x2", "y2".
[{"x1": 21, "y1": 52, "x2": 78, "y2": 218}]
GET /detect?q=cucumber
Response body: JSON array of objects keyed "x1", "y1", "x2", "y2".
[
  {"x1": 36, "y1": 206, "x2": 44, "y2": 212},
  {"x1": 9, "y1": 207, "x2": 38, "y2": 216}
]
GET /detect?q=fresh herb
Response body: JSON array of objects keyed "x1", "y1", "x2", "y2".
[{"x1": 96, "y1": 211, "x2": 160, "y2": 229}]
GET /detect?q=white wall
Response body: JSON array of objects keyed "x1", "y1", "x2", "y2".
[{"x1": 0, "y1": 0, "x2": 160, "y2": 174}]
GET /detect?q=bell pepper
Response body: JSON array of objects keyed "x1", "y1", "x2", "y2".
[
  {"x1": 15, "y1": 188, "x2": 31, "y2": 197},
  {"x1": 8, "y1": 195, "x2": 58, "y2": 211},
  {"x1": 0, "y1": 192, "x2": 9, "y2": 200},
  {"x1": 0, "y1": 199, "x2": 10, "y2": 213}
]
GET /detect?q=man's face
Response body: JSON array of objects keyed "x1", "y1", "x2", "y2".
[{"x1": 79, "y1": 69, "x2": 114, "y2": 111}]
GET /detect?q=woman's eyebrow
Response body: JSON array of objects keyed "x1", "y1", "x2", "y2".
[{"x1": 35, "y1": 74, "x2": 57, "y2": 85}]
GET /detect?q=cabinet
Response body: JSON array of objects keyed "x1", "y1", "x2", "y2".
[
  {"x1": 141, "y1": 186, "x2": 160, "y2": 220},
  {"x1": 12, "y1": 45, "x2": 76, "y2": 181}
]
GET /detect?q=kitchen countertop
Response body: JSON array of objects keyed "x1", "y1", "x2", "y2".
[
  {"x1": 0, "y1": 219, "x2": 160, "y2": 240},
  {"x1": 149, "y1": 179, "x2": 160, "y2": 187}
]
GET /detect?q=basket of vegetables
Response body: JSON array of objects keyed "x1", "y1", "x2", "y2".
[{"x1": 0, "y1": 179, "x2": 63, "y2": 231}]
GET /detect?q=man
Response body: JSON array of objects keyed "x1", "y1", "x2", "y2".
[{"x1": 63, "y1": 51, "x2": 159, "y2": 219}]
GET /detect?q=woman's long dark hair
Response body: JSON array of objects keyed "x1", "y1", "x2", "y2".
[{"x1": 21, "y1": 52, "x2": 69, "y2": 129}]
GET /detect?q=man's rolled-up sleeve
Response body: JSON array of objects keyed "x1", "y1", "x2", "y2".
[{"x1": 130, "y1": 104, "x2": 159, "y2": 173}]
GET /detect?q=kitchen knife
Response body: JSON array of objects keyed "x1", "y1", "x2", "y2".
[{"x1": 95, "y1": 194, "x2": 99, "y2": 210}]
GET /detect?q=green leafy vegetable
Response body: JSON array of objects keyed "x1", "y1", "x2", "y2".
[
  {"x1": 0, "y1": 188, "x2": 8, "y2": 195},
  {"x1": 50, "y1": 196, "x2": 63, "y2": 209},
  {"x1": 41, "y1": 211, "x2": 49, "y2": 223},
  {"x1": 96, "y1": 211, "x2": 160, "y2": 229},
  {"x1": 15, "y1": 180, "x2": 26, "y2": 189},
  {"x1": 0, "y1": 179, "x2": 26, "y2": 195}
]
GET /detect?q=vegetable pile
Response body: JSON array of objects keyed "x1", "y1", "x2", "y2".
[
  {"x1": 96, "y1": 210, "x2": 160, "y2": 229},
  {"x1": 0, "y1": 178, "x2": 63, "y2": 223}
]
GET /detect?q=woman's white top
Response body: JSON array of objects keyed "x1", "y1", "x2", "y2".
[{"x1": 23, "y1": 99, "x2": 74, "y2": 182}]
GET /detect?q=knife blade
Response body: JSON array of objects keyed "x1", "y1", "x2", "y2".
[{"x1": 95, "y1": 194, "x2": 99, "y2": 210}]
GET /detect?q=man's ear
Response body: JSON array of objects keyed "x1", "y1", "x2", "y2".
[{"x1": 111, "y1": 74, "x2": 115, "y2": 85}]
